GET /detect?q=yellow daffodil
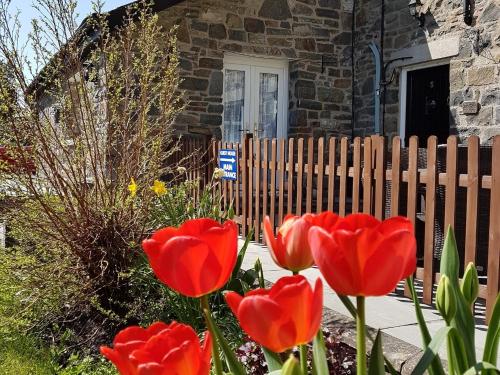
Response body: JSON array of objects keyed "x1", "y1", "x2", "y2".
[
  {"x1": 151, "y1": 179, "x2": 167, "y2": 197},
  {"x1": 128, "y1": 177, "x2": 138, "y2": 197}
]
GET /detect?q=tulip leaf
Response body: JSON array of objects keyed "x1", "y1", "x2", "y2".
[
  {"x1": 312, "y1": 330, "x2": 329, "y2": 375},
  {"x1": 202, "y1": 307, "x2": 246, "y2": 375},
  {"x1": 262, "y1": 347, "x2": 283, "y2": 372},
  {"x1": 462, "y1": 362, "x2": 500, "y2": 375},
  {"x1": 448, "y1": 326, "x2": 469, "y2": 374},
  {"x1": 483, "y1": 294, "x2": 500, "y2": 366},
  {"x1": 440, "y1": 227, "x2": 476, "y2": 366},
  {"x1": 406, "y1": 277, "x2": 446, "y2": 375},
  {"x1": 368, "y1": 330, "x2": 385, "y2": 375},
  {"x1": 232, "y1": 228, "x2": 253, "y2": 280},
  {"x1": 255, "y1": 258, "x2": 265, "y2": 288},
  {"x1": 281, "y1": 355, "x2": 302, "y2": 375},
  {"x1": 412, "y1": 326, "x2": 452, "y2": 375}
]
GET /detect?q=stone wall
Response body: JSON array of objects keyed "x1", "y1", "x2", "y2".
[
  {"x1": 354, "y1": 0, "x2": 500, "y2": 143},
  {"x1": 155, "y1": 0, "x2": 354, "y2": 139}
]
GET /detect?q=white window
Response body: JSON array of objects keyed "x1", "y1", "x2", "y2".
[{"x1": 223, "y1": 54, "x2": 288, "y2": 143}]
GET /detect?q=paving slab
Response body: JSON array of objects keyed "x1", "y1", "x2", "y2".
[{"x1": 239, "y1": 239, "x2": 498, "y2": 364}]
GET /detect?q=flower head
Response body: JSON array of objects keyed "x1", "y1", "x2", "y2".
[
  {"x1": 225, "y1": 275, "x2": 323, "y2": 353},
  {"x1": 100, "y1": 321, "x2": 212, "y2": 375},
  {"x1": 151, "y1": 179, "x2": 167, "y2": 197},
  {"x1": 128, "y1": 178, "x2": 138, "y2": 198},
  {"x1": 142, "y1": 218, "x2": 238, "y2": 297},
  {"x1": 264, "y1": 212, "x2": 339, "y2": 272},
  {"x1": 309, "y1": 214, "x2": 416, "y2": 296}
]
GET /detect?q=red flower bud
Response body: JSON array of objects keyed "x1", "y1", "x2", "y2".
[{"x1": 264, "y1": 212, "x2": 339, "y2": 272}]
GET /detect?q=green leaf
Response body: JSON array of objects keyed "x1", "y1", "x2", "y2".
[
  {"x1": 312, "y1": 330, "x2": 329, "y2": 375},
  {"x1": 483, "y1": 294, "x2": 500, "y2": 366},
  {"x1": 448, "y1": 327, "x2": 470, "y2": 374},
  {"x1": 463, "y1": 362, "x2": 500, "y2": 375},
  {"x1": 368, "y1": 331, "x2": 385, "y2": 375},
  {"x1": 412, "y1": 326, "x2": 452, "y2": 375},
  {"x1": 231, "y1": 229, "x2": 253, "y2": 280},
  {"x1": 281, "y1": 355, "x2": 302, "y2": 375},
  {"x1": 439, "y1": 227, "x2": 476, "y2": 366},
  {"x1": 406, "y1": 277, "x2": 446, "y2": 375},
  {"x1": 202, "y1": 306, "x2": 246, "y2": 375},
  {"x1": 255, "y1": 258, "x2": 265, "y2": 288},
  {"x1": 262, "y1": 347, "x2": 283, "y2": 372},
  {"x1": 338, "y1": 295, "x2": 357, "y2": 318}
]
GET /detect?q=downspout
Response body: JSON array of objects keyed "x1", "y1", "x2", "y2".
[
  {"x1": 380, "y1": 0, "x2": 385, "y2": 135},
  {"x1": 368, "y1": 42, "x2": 382, "y2": 135}
]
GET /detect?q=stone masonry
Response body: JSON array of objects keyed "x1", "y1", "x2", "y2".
[
  {"x1": 353, "y1": 0, "x2": 500, "y2": 143},
  {"x1": 155, "y1": 0, "x2": 354, "y2": 139}
]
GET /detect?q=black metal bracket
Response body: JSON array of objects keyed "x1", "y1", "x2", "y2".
[{"x1": 464, "y1": 0, "x2": 473, "y2": 25}]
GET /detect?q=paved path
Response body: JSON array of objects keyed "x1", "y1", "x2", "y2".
[{"x1": 239, "y1": 239, "x2": 497, "y2": 364}]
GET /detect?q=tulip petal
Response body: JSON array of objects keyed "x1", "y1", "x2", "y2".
[
  {"x1": 308, "y1": 278, "x2": 323, "y2": 340},
  {"x1": 100, "y1": 346, "x2": 135, "y2": 375},
  {"x1": 154, "y1": 237, "x2": 222, "y2": 297},
  {"x1": 282, "y1": 218, "x2": 314, "y2": 270},
  {"x1": 309, "y1": 227, "x2": 360, "y2": 295},
  {"x1": 334, "y1": 213, "x2": 380, "y2": 232},
  {"x1": 264, "y1": 216, "x2": 287, "y2": 267},
  {"x1": 224, "y1": 291, "x2": 243, "y2": 316},
  {"x1": 378, "y1": 216, "x2": 414, "y2": 235},
  {"x1": 362, "y1": 230, "x2": 417, "y2": 296},
  {"x1": 237, "y1": 295, "x2": 288, "y2": 352},
  {"x1": 180, "y1": 218, "x2": 222, "y2": 237}
]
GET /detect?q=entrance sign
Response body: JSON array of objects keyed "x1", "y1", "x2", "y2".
[{"x1": 219, "y1": 149, "x2": 238, "y2": 181}]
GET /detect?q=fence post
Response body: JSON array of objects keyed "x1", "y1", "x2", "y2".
[
  {"x1": 241, "y1": 133, "x2": 251, "y2": 237},
  {"x1": 374, "y1": 136, "x2": 386, "y2": 220}
]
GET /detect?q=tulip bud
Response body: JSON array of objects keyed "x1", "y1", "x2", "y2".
[
  {"x1": 461, "y1": 262, "x2": 479, "y2": 306},
  {"x1": 281, "y1": 355, "x2": 302, "y2": 375},
  {"x1": 436, "y1": 275, "x2": 457, "y2": 324}
]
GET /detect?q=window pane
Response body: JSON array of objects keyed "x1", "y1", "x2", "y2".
[
  {"x1": 259, "y1": 73, "x2": 278, "y2": 139},
  {"x1": 223, "y1": 70, "x2": 246, "y2": 143}
]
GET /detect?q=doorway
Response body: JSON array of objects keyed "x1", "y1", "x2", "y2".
[
  {"x1": 223, "y1": 55, "x2": 288, "y2": 143},
  {"x1": 401, "y1": 63, "x2": 450, "y2": 146}
]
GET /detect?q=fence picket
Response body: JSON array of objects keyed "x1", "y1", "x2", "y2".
[
  {"x1": 317, "y1": 138, "x2": 325, "y2": 214},
  {"x1": 287, "y1": 138, "x2": 294, "y2": 215},
  {"x1": 374, "y1": 136, "x2": 386, "y2": 220},
  {"x1": 270, "y1": 139, "x2": 277, "y2": 230},
  {"x1": 352, "y1": 137, "x2": 361, "y2": 214},
  {"x1": 248, "y1": 138, "x2": 254, "y2": 233},
  {"x1": 423, "y1": 136, "x2": 438, "y2": 305},
  {"x1": 464, "y1": 136, "x2": 479, "y2": 266},
  {"x1": 278, "y1": 139, "x2": 286, "y2": 225},
  {"x1": 241, "y1": 135, "x2": 248, "y2": 236},
  {"x1": 391, "y1": 136, "x2": 401, "y2": 217},
  {"x1": 363, "y1": 137, "x2": 373, "y2": 214},
  {"x1": 306, "y1": 137, "x2": 314, "y2": 214},
  {"x1": 486, "y1": 136, "x2": 500, "y2": 322},
  {"x1": 444, "y1": 136, "x2": 458, "y2": 230},
  {"x1": 296, "y1": 138, "x2": 305, "y2": 216},
  {"x1": 406, "y1": 136, "x2": 419, "y2": 298},
  {"x1": 327, "y1": 137, "x2": 337, "y2": 213},
  {"x1": 262, "y1": 139, "x2": 269, "y2": 242},
  {"x1": 339, "y1": 138, "x2": 348, "y2": 217},
  {"x1": 254, "y1": 139, "x2": 261, "y2": 242}
]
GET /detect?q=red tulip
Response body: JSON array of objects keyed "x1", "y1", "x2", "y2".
[
  {"x1": 225, "y1": 275, "x2": 323, "y2": 353},
  {"x1": 263, "y1": 212, "x2": 339, "y2": 272},
  {"x1": 309, "y1": 213, "x2": 416, "y2": 296},
  {"x1": 100, "y1": 321, "x2": 212, "y2": 375},
  {"x1": 142, "y1": 218, "x2": 238, "y2": 297}
]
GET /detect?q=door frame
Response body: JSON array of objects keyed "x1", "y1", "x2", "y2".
[
  {"x1": 223, "y1": 53, "x2": 289, "y2": 141},
  {"x1": 398, "y1": 58, "x2": 450, "y2": 146}
]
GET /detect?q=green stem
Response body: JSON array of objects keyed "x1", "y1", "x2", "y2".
[
  {"x1": 300, "y1": 344, "x2": 308, "y2": 375},
  {"x1": 446, "y1": 336, "x2": 455, "y2": 375},
  {"x1": 293, "y1": 270, "x2": 299, "y2": 275},
  {"x1": 356, "y1": 296, "x2": 367, "y2": 375},
  {"x1": 200, "y1": 295, "x2": 223, "y2": 375}
]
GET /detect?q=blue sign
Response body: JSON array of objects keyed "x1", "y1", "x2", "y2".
[{"x1": 219, "y1": 149, "x2": 238, "y2": 181}]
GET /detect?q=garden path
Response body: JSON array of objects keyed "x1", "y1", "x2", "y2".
[{"x1": 239, "y1": 239, "x2": 498, "y2": 365}]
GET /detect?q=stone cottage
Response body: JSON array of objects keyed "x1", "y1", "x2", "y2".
[{"x1": 41, "y1": 0, "x2": 500, "y2": 144}]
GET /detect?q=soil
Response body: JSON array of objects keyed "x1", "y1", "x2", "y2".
[{"x1": 236, "y1": 327, "x2": 356, "y2": 374}]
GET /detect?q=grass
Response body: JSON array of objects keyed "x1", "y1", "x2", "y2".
[{"x1": 0, "y1": 336, "x2": 54, "y2": 375}]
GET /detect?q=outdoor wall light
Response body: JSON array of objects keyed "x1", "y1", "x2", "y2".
[{"x1": 408, "y1": 0, "x2": 425, "y2": 27}]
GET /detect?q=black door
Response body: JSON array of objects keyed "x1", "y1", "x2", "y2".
[{"x1": 405, "y1": 65, "x2": 450, "y2": 146}]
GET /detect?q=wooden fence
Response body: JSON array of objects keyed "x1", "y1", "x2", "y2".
[{"x1": 209, "y1": 135, "x2": 500, "y2": 323}]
